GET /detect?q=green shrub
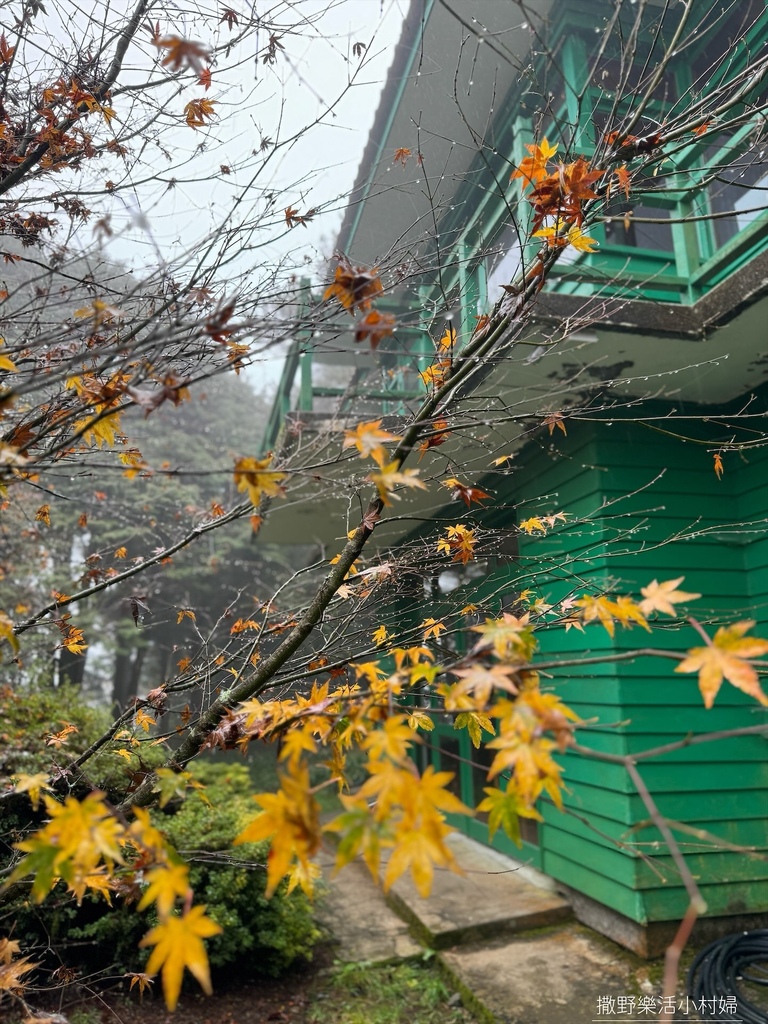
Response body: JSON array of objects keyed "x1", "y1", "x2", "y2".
[
  {"x1": 1, "y1": 687, "x2": 319, "y2": 983},
  {"x1": 0, "y1": 683, "x2": 165, "y2": 799},
  {"x1": 0, "y1": 683, "x2": 112, "y2": 779},
  {"x1": 153, "y1": 761, "x2": 320, "y2": 977}
]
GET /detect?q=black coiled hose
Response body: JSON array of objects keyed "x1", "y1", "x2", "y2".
[{"x1": 687, "y1": 930, "x2": 768, "y2": 1023}]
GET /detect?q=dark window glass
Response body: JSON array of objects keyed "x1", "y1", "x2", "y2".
[
  {"x1": 708, "y1": 141, "x2": 768, "y2": 247},
  {"x1": 438, "y1": 736, "x2": 464, "y2": 802},
  {"x1": 604, "y1": 200, "x2": 674, "y2": 252},
  {"x1": 472, "y1": 741, "x2": 495, "y2": 824},
  {"x1": 691, "y1": 1, "x2": 767, "y2": 99}
]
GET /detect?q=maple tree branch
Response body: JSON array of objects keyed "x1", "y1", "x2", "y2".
[
  {"x1": 533, "y1": 648, "x2": 686, "y2": 671},
  {"x1": 661, "y1": 902, "x2": 700, "y2": 1022},
  {"x1": 0, "y1": 0, "x2": 153, "y2": 197},
  {"x1": 570, "y1": 723, "x2": 768, "y2": 765},
  {"x1": 78, "y1": 19, "x2": 768, "y2": 819},
  {"x1": 624, "y1": 759, "x2": 706, "y2": 911},
  {"x1": 13, "y1": 501, "x2": 253, "y2": 636}
]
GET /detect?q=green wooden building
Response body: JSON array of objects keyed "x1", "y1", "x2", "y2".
[{"x1": 261, "y1": 0, "x2": 768, "y2": 954}]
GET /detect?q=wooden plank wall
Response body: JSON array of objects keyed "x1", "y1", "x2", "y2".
[{"x1": 512, "y1": 417, "x2": 768, "y2": 924}]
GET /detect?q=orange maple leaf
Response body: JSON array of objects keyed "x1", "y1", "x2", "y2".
[
  {"x1": 184, "y1": 97, "x2": 216, "y2": 129},
  {"x1": 613, "y1": 165, "x2": 631, "y2": 198},
  {"x1": 155, "y1": 36, "x2": 210, "y2": 74},
  {"x1": 35, "y1": 503, "x2": 51, "y2": 526},
  {"x1": 0, "y1": 33, "x2": 16, "y2": 65},
  {"x1": 323, "y1": 260, "x2": 384, "y2": 313},
  {"x1": 355, "y1": 310, "x2": 396, "y2": 350},
  {"x1": 418, "y1": 418, "x2": 451, "y2": 458},
  {"x1": 437, "y1": 524, "x2": 478, "y2": 564},
  {"x1": 442, "y1": 478, "x2": 491, "y2": 507},
  {"x1": 543, "y1": 413, "x2": 567, "y2": 436},
  {"x1": 510, "y1": 137, "x2": 558, "y2": 187}
]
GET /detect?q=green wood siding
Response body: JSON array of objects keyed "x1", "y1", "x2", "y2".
[{"x1": 512, "y1": 417, "x2": 768, "y2": 924}]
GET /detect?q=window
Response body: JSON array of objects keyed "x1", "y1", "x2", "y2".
[
  {"x1": 708, "y1": 141, "x2": 768, "y2": 247},
  {"x1": 603, "y1": 200, "x2": 674, "y2": 252}
]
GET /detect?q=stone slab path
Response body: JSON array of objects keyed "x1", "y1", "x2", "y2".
[
  {"x1": 387, "y1": 832, "x2": 572, "y2": 949},
  {"x1": 316, "y1": 832, "x2": 666, "y2": 1024},
  {"x1": 314, "y1": 851, "x2": 423, "y2": 963}
]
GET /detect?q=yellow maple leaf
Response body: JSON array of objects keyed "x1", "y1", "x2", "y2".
[
  {"x1": 61, "y1": 626, "x2": 87, "y2": 656},
  {"x1": 12, "y1": 791, "x2": 125, "y2": 902},
  {"x1": 279, "y1": 728, "x2": 317, "y2": 768},
  {"x1": 286, "y1": 857, "x2": 322, "y2": 897},
  {"x1": 675, "y1": 620, "x2": 768, "y2": 709},
  {"x1": 74, "y1": 409, "x2": 123, "y2": 448},
  {"x1": 567, "y1": 224, "x2": 599, "y2": 252},
  {"x1": 612, "y1": 595, "x2": 650, "y2": 633},
  {"x1": 368, "y1": 460, "x2": 426, "y2": 506},
  {"x1": 234, "y1": 763, "x2": 321, "y2": 898},
  {"x1": 343, "y1": 420, "x2": 402, "y2": 462},
  {"x1": 0, "y1": 943, "x2": 39, "y2": 993},
  {"x1": 573, "y1": 594, "x2": 619, "y2": 637},
  {"x1": 421, "y1": 617, "x2": 447, "y2": 640},
  {"x1": 532, "y1": 226, "x2": 569, "y2": 249},
  {"x1": 454, "y1": 710, "x2": 495, "y2": 748},
  {"x1": 519, "y1": 516, "x2": 547, "y2": 535},
  {"x1": 452, "y1": 663, "x2": 519, "y2": 705},
  {"x1": 372, "y1": 624, "x2": 391, "y2": 646},
  {"x1": 73, "y1": 298, "x2": 123, "y2": 324},
  {"x1": 486, "y1": 733, "x2": 564, "y2": 809},
  {"x1": 471, "y1": 613, "x2": 535, "y2": 662},
  {"x1": 0, "y1": 609, "x2": 20, "y2": 654},
  {"x1": 436, "y1": 524, "x2": 477, "y2": 564},
  {"x1": 0, "y1": 938, "x2": 21, "y2": 965},
  {"x1": 140, "y1": 905, "x2": 222, "y2": 1010},
  {"x1": 233, "y1": 455, "x2": 287, "y2": 507},
  {"x1": 638, "y1": 577, "x2": 701, "y2": 617},
  {"x1": 13, "y1": 772, "x2": 53, "y2": 811},
  {"x1": 419, "y1": 359, "x2": 450, "y2": 389},
  {"x1": 362, "y1": 715, "x2": 414, "y2": 765},
  {"x1": 377, "y1": 763, "x2": 473, "y2": 896},
  {"x1": 477, "y1": 786, "x2": 542, "y2": 844},
  {"x1": 137, "y1": 862, "x2": 191, "y2": 919},
  {"x1": 134, "y1": 708, "x2": 156, "y2": 733},
  {"x1": 437, "y1": 325, "x2": 456, "y2": 351},
  {"x1": 407, "y1": 710, "x2": 435, "y2": 732}
]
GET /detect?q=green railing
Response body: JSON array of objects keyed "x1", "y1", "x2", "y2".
[{"x1": 259, "y1": 291, "x2": 429, "y2": 455}]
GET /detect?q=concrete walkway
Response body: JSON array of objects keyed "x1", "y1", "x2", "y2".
[{"x1": 315, "y1": 833, "x2": 669, "y2": 1024}]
